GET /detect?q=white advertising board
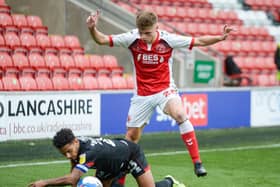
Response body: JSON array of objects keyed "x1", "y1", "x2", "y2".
[
  {"x1": 0, "y1": 92, "x2": 100, "y2": 141},
  {"x1": 251, "y1": 89, "x2": 280, "y2": 127}
]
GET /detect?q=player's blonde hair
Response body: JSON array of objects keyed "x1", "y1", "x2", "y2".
[{"x1": 136, "y1": 10, "x2": 158, "y2": 30}]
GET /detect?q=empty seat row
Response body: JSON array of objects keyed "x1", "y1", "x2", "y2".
[
  {"x1": 172, "y1": 22, "x2": 273, "y2": 41},
  {"x1": 0, "y1": 13, "x2": 48, "y2": 34},
  {"x1": 128, "y1": 0, "x2": 212, "y2": 7},
  {"x1": 244, "y1": 0, "x2": 280, "y2": 11},
  {"x1": 234, "y1": 56, "x2": 276, "y2": 74},
  {"x1": 135, "y1": 4, "x2": 243, "y2": 24},
  {"x1": 213, "y1": 40, "x2": 276, "y2": 56},
  {"x1": 0, "y1": 52, "x2": 121, "y2": 72},
  {"x1": 0, "y1": 32, "x2": 83, "y2": 51},
  {"x1": 240, "y1": 73, "x2": 278, "y2": 87},
  {"x1": 0, "y1": 68, "x2": 134, "y2": 91}
]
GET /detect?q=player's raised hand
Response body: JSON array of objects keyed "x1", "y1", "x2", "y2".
[
  {"x1": 86, "y1": 10, "x2": 100, "y2": 30},
  {"x1": 221, "y1": 25, "x2": 235, "y2": 40}
]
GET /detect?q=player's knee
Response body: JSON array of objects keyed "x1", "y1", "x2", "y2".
[
  {"x1": 126, "y1": 130, "x2": 141, "y2": 143},
  {"x1": 172, "y1": 113, "x2": 186, "y2": 124}
]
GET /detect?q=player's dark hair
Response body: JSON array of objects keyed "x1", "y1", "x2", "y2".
[
  {"x1": 53, "y1": 128, "x2": 75, "y2": 149},
  {"x1": 136, "y1": 10, "x2": 158, "y2": 30}
]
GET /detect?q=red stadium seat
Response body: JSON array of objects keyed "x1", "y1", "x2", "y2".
[
  {"x1": 28, "y1": 52, "x2": 46, "y2": 69},
  {"x1": 83, "y1": 72, "x2": 99, "y2": 90},
  {"x1": 0, "y1": 13, "x2": 12, "y2": 26},
  {"x1": 12, "y1": 14, "x2": 33, "y2": 34},
  {"x1": 111, "y1": 74, "x2": 127, "y2": 89},
  {"x1": 0, "y1": 0, "x2": 6, "y2": 5},
  {"x1": 208, "y1": 24, "x2": 220, "y2": 35},
  {"x1": 64, "y1": 35, "x2": 81, "y2": 49},
  {"x1": 185, "y1": 22, "x2": 199, "y2": 36},
  {"x1": 52, "y1": 70, "x2": 69, "y2": 90},
  {"x1": 268, "y1": 73, "x2": 277, "y2": 86},
  {"x1": 36, "y1": 34, "x2": 51, "y2": 49},
  {"x1": 242, "y1": 56, "x2": 256, "y2": 73},
  {"x1": 59, "y1": 53, "x2": 75, "y2": 70},
  {"x1": 19, "y1": 70, "x2": 37, "y2": 91},
  {"x1": 0, "y1": 52, "x2": 13, "y2": 69},
  {"x1": 197, "y1": 23, "x2": 209, "y2": 35},
  {"x1": 73, "y1": 54, "x2": 90, "y2": 70},
  {"x1": 4, "y1": 32, "x2": 21, "y2": 48},
  {"x1": 97, "y1": 68, "x2": 113, "y2": 90},
  {"x1": 0, "y1": 78, "x2": 3, "y2": 90},
  {"x1": 0, "y1": 3, "x2": 10, "y2": 14},
  {"x1": 35, "y1": 71, "x2": 53, "y2": 90},
  {"x1": 12, "y1": 52, "x2": 30, "y2": 70},
  {"x1": 44, "y1": 53, "x2": 60, "y2": 69},
  {"x1": 49, "y1": 35, "x2": 65, "y2": 49},
  {"x1": 0, "y1": 33, "x2": 4, "y2": 45},
  {"x1": 88, "y1": 54, "x2": 105, "y2": 69},
  {"x1": 263, "y1": 57, "x2": 276, "y2": 73},
  {"x1": 103, "y1": 55, "x2": 119, "y2": 68},
  {"x1": 175, "y1": 7, "x2": 188, "y2": 21},
  {"x1": 257, "y1": 74, "x2": 270, "y2": 86},
  {"x1": 12, "y1": 14, "x2": 27, "y2": 27},
  {"x1": 19, "y1": 32, "x2": 37, "y2": 48},
  {"x1": 186, "y1": 8, "x2": 199, "y2": 22},
  {"x1": 125, "y1": 74, "x2": 134, "y2": 89},
  {"x1": 68, "y1": 71, "x2": 84, "y2": 90},
  {"x1": 26, "y1": 15, "x2": 48, "y2": 34},
  {"x1": 2, "y1": 68, "x2": 21, "y2": 90}
]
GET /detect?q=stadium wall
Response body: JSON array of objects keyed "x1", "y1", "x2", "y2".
[{"x1": 4, "y1": 87, "x2": 280, "y2": 141}]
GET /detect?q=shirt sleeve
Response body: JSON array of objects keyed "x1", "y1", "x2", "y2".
[
  {"x1": 161, "y1": 30, "x2": 194, "y2": 50},
  {"x1": 110, "y1": 29, "x2": 137, "y2": 48}
]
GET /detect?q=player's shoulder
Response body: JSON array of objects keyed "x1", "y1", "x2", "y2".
[
  {"x1": 123, "y1": 29, "x2": 139, "y2": 37},
  {"x1": 158, "y1": 29, "x2": 177, "y2": 40}
]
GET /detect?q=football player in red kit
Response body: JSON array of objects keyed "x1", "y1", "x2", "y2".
[{"x1": 87, "y1": 9, "x2": 234, "y2": 186}]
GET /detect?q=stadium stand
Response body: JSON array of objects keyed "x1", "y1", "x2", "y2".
[
  {"x1": 0, "y1": 0, "x2": 131, "y2": 91},
  {"x1": 2, "y1": 0, "x2": 278, "y2": 90},
  {"x1": 112, "y1": 0, "x2": 279, "y2": 87}
]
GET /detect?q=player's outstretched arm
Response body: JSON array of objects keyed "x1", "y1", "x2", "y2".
[
  {"x1": 28, "y1": 168, "x2": 82, "y2": 187},
  {"x1": 86, "y1": 10, "x2": 110, "y2": 46},
  {"x1": 193, "y1": 25, "x2": 235, "y2": 47}
]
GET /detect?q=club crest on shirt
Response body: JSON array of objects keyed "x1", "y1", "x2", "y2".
[{"x1": 79, "y1": 153, "x2": 86, "y2": 164}]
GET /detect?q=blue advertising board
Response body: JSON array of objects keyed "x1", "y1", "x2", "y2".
[{"x1": 101, "y1": 90, "x2": 250, "y2": 135}]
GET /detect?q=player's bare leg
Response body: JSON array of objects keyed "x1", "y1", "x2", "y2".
[
  {"x1": 164, "y1": 97, "x2": 207, "y2": 177},
  {"x1": 126, "y1": 126, "x2": 144, "y2": 143}
]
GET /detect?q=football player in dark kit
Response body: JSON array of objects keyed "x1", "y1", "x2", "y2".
[{"x1": 28, "y1": 128, "x2": 185, "y2": 187}]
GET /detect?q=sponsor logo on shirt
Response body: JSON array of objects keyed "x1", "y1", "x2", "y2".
[{"x1": 137, "y1": 54, "x2": 164, "y2": 64}]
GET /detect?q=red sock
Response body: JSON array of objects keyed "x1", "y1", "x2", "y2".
[{"x1": 181, "y1": 131, "x2": 201, "y2": 163}]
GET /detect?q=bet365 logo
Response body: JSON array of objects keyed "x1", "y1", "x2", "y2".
[{"x1": 181, "y1": 94, "x2": 208, "y2": 126}]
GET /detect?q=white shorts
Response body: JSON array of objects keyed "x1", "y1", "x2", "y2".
[{"x1": 126, "y1": 87, "x2": 180, "y2": 128}]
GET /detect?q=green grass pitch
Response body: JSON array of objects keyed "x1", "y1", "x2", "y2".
[{"x1": 0, "y1": 126, "x2": 280, "y2": 187}]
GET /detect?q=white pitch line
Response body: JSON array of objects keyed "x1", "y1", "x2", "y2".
[{"x1": 0, "y1": 143, "x2": 280, "y2": 169}]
